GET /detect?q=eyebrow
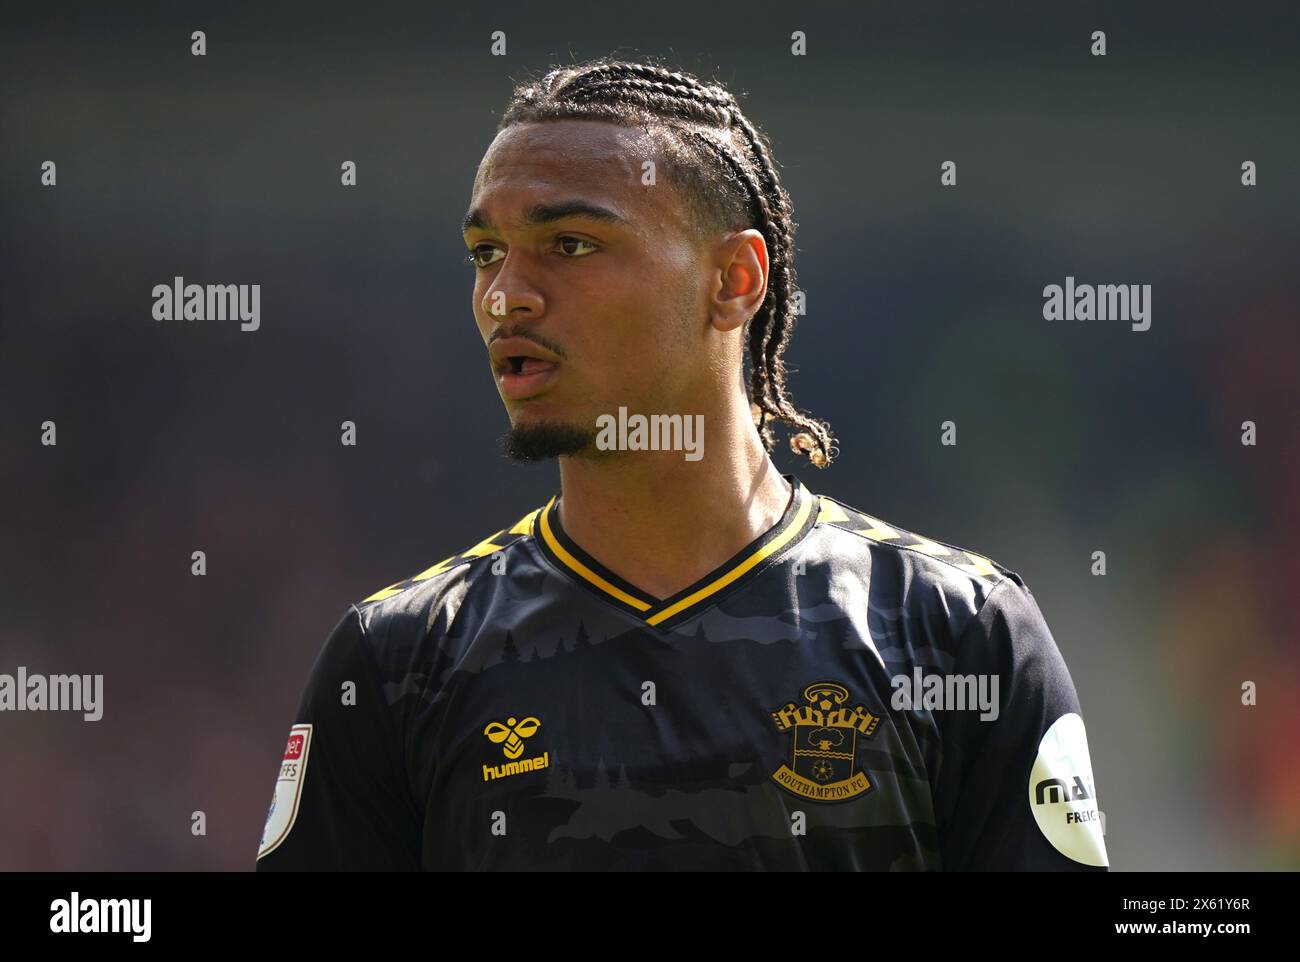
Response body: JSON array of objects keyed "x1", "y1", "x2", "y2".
[{"x1": 461, "y1": 199, "x2": 631, "y2": 235}]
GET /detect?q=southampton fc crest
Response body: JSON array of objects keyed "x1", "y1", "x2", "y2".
[{"x1": 770, "y1": 681, "x2": 879, "y2": 801}]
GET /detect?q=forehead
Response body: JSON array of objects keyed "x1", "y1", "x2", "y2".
[{"x1": 469, "y1": 120, "x2": 689, "y2": 234}]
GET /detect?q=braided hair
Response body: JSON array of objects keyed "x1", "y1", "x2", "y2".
[{"x1": 498, "y1": 57, "x2": 838, "y2": 469}]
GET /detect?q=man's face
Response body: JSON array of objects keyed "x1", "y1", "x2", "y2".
[{"x1": 463, "y1": 120, "x2": 710, "y2": 461}]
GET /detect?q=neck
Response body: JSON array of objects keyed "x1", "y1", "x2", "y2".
[{"x1": 555, "y1": 401, "x2": 792, "y2": 601}]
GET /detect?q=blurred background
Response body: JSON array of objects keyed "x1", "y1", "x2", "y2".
[{"x1": 1, "y1": 1, "x2": 1296, "y2": 870}]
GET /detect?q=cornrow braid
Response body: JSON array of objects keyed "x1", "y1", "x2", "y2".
[{"x1": 499, "y1": 57, "x2": 838, "y2": 468}]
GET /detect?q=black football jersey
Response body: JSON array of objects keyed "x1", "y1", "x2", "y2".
[{"x1": 256, "y1": 474, "x2": 1109, "y2": 871}]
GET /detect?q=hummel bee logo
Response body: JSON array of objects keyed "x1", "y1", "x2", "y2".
[
  {"x1": 770, "y1": 682, "x2": 879, "y2": 802},
  {"x1": 482, "y1": 715, "x2": 550, "y2": 782},
  {"x1": 484, "y1": 715, "x2": 540, "y2": 760}
]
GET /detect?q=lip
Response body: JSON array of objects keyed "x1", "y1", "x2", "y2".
[
  {"x1": 497, "y1": 363, "x2": 560, "y2": 400},
  {"x1": 489, "y1": 336, "x2": 560, "y2": 370},
  {"x1": 489, "y1": 336, "x2": 562, "y2": 400}
]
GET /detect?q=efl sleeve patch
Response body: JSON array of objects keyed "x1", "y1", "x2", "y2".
[
  {"x1": 257, "y1": 723, "x2": 313, "y2": 859},
  {"x1": 1028, "y1": 712, "x2": 1109, "y2": 867}
]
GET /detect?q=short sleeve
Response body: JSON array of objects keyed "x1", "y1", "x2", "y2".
[
  {"x1": 932, "y1": 578, "x2": 1109, "y2": 871},
  {"x1": 256, "y1": 605, "x2": 422, "y2": 870}
]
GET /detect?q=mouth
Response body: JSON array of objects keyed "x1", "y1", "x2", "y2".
[{"x1": 497, "y1": 355, "x2": 560, "y2": 400}]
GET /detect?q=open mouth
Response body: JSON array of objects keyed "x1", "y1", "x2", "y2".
[
  {"x1": 507, "y1": 356, "x2": 555, "y2": 375},
  {"x1": 497, "y1": 354, "x2": 561, "y2": 400}
]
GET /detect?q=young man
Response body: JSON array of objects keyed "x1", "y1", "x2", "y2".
[{"x1": 257, "y1": 59, "x2": 1108, "y2": 871}]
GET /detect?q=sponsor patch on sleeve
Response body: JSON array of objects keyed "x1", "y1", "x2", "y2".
[
  {"x1": 1027, "y1": 712, "x2": 1109, "y2": 867},
  {"x1": 257, "y1": 723, "x2": 312, "y2": 859}
]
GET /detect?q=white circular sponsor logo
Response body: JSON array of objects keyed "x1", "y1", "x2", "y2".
[{"x1": 1028, "y1": 712, "x2": 1108, "y2": 867}]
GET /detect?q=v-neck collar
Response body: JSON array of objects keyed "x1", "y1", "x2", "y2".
[{"x1": 532, "y1": 474, "x2": 817, "y2": 631}]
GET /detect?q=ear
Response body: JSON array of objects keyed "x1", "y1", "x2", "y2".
[{"x1": 709, "y1": 229, "x2": 769, "y2": 334}]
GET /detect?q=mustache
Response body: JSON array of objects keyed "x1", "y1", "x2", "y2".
[{"x1": 488, "y1": 327, "x2": 568, "y2": 360}]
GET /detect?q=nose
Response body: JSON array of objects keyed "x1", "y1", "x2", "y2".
[{"x1": 480, "y1": 254, "x2": 545, "y2": 321}]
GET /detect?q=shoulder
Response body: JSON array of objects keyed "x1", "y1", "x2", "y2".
[
  {"x1": 811, "y1": 488, "x2": 1028, "y2": 630},
  {"x1": 350, "y1": 502, "x2": 545, "y2": 638}
]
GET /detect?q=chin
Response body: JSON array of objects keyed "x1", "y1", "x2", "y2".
[{"x1": 500, "y1": 415, "x2": 595, "y2": 462}]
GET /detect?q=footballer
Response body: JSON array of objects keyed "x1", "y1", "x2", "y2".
[{"x1": 257, "y1": 58, "x2": 1108, "y2": 871}]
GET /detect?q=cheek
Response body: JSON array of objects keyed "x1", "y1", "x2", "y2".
[
  {"x1": 594, "y1": 321, "x2": 687, "y2": 405},
  {"x1": 615, "y1": 275, "x2": 699, "y2": 361},
  {"x1": 605, "y1": 291, "x2": 668, "y2": 358},
  {"x1": 568, "y1": 257, "x2": 702, "y2": 395}
]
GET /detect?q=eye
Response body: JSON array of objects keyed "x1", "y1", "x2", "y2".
[
  {"x1": 556, "y1": 236, "x2": 598, "y2": 257},
  {"x1": 466, "y1": 236, "x2": 598, "y2": 269},
  {"x1": 466, "y1": 244, "x2": 504, "y2": 269}
]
